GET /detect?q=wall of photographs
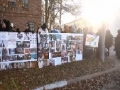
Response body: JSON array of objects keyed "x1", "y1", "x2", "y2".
[
  {"x1": 0, "y1": 32, "x2": 83, "y2": 70},
  {"x1": 0, "y1": 32, "x2": 37, "y2": 70},
  {"x1": 38, "y1": 33, "x2": 83, "y2": 68}
]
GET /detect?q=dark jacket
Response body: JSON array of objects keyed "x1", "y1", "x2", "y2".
[{"x1": 105, "y1": 31, "x2": 113, "y2": 48}]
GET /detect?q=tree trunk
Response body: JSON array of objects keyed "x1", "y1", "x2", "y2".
[
  {"x1": 59, "y1": 0, "x2": 62, "y2": 26},
  {"x1": 45, "y1": 0, "x2": 48, "y2": 24}
]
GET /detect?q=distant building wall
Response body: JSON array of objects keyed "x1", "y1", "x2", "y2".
[{"x1": 0, "y1": 0, "x2": 42, "y2": 31}]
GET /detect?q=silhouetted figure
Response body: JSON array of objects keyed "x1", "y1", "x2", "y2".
[
  {"x1": 105, "y1": 30, "x2": 113, "y2": 56},
  {"x1": 96, "y1": 28, "x2": 102, "y2": 58},
  {"x1": 115, "y1": 30, "x2": 120, "y2": 59},
  {"x1": 3, "y1": 19, "x2": 11, "y2": 31}
]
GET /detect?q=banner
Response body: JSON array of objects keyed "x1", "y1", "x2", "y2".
[
  {"x1": 85, "y1": 34, "x2": 99, "y2": 47},
  {"x1": 0, "y1": 32, "x2": 37, "y2": 70},
  {"x1": 38, "y1": 33, "x2": 83, "y2": 68}
]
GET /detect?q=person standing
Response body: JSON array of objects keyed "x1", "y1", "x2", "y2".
[
  {"x1": 105, "y1": 30, "x2": 113, "y2": 56},
  {"x1": 38, "y1": 23, "x2": 48, "y2": 33},
  {"x1": 115, "y1": 30, "x2": 120, "y2": 59}
]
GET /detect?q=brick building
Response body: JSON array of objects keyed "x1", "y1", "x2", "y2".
[{"x1": 0, "y1": 0, "x2": 42, "y2": 31}]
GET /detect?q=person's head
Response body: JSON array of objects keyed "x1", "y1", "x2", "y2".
[
  {"x1": 106, "y1": 30, "x2": 111, "y2": 34},
  {"x1": 41, "y1": 23, "x2": 47, "y2": 30},
  {"x1": 39, "y1": 44, "x2": 42, "y2": 50},
  {"x1": 117, "y1": 29, "x2": 120, "y2": 35}
]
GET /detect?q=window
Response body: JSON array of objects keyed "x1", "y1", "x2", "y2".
[
  {"x1": 28, "y1": 22, "x2": 34, "y2": 31},
  {"x1": 8, "y1": 0, "x2": 16, "y2": 8},
  {"x1": 22, "y1": 0, "x2": 29, "y2": 8}
]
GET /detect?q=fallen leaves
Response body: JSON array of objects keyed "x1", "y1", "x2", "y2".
[
  {"x1": 54, "y1": 70, "x2": 120, "y2": 90},
  {"x1": 0, "y1": 58, "x2": 115, "y2": 90}
]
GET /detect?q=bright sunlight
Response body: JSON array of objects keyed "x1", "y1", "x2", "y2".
[{"x1": 81, "y1": 0, "x2": 120, "y2": 27}]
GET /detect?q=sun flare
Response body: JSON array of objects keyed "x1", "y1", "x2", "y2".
[{"x1": 81, "y1": 0, "x2": 120, "y2": 28}]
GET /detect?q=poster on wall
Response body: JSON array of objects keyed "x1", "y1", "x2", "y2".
[
  {"x1": 38, "y1": 33, "x2": 83, "y2": 68},
  {"x1": 85, "y1": 34, "x2": 99, "y2": 47},
  {"x1": 66, "y1": 34, "x2": 83, "y2": 61},
  {"x1": 0, "y1": 32, "x2": 37, "y2": 70}
]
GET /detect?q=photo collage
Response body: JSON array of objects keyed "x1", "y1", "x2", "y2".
[
  {"x1": 38, "y1": 33, "x2": 62, "y2": 68},
  {"x1": 0, "y1": 32, "x2": 37, "y2": 70},
  {"x1": 38, "y1": 33, "x2": 83, "y2": 67}
]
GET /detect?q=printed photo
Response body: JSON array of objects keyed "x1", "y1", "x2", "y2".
[
  {"x1": 43, "y1": 59, "x2": 48, "y2": 67},
  {"x1": 67, "y1": 36, "x2": 72, "y2": 40},
  {"x1": 9, "y1": 55, "x2": 17, "y2": 61},
  {"x1": 30, "y1": 61, "x2": 37, "y2": 68},
  {"x1": 24, "y1": 54, "x2": 31, "y2": 60},
  {"x1": 61, "y1": 51, "x2": 67, "y2": 57},
  {"x1": 8, "y1": 40, "x2": 16, "y2": 48},
  {"x1": 8, "y1": 32, "x2": 17, "y2": 41},
  {"x1": 38, "y1": 52, "x2": 44, "y2": 58},
  {"x1": 2, "y1": 48, "x2": 9, "y2": 55},
  {"x1": 23, "y1": 41, "x2": 30, "y2": 48},
  {"x1": 16, "y1": 41, "x2": 23, "y2": 48},
  {"x1": 51, "y1": 34, "x2": 56, "y2": 40},
  {"x1": 52, "y1": 52, "x2": 61, "y2": 58},
  {"x1": 49, "y1": 34, "x2": 57, "y2": 41},
  {"x1": 9, "y1": 48, "x2": 16, "y2": 55},
  {"x1": 31, "y1": 54, "x2": 37, "y2": 59},
  {"x1": 43, "y1": 43, "x2": 49, "y2": 52},
  {"x1": 61, "y1": 44, "x2": 66, "y2": 52},
  {"x1": 0, "y1": 32, "x2": 8, "y2": 40},
  {"x1": 24, "y1": 48, "x2": 30, "y2": 54},
  {"x1": 0, "y1": 48, "x2": 2, "y2": 56},
  {"x1": 2, "y1": 55, "x2": 10, "y2": 62},
  {"x1": 44, "y1": 52, "x2": 49, "y2": 59},
  {"x1": 56, "y1": 34, "x2": 61, "y2": 40},
  {"x1": 24, "y1": 62, "x2": 30, "y2": 68},
  {"x1": 50, "y1": 41, "x2": 55, "y2": 47},
  {"x1": 56, "y1": 41, "x2": 61, "y2": 52},
  {"x1": 0, "y1": 56, "x2": 2, "y2": 62},
  {"x1": 49, "y1": 41, "x2": 55, "y2": 52},
  {"x1": 49, "y1": 59, "x2": 55, "y2": 66},
  {"x1": 40, "y1": 34, "x2": 47, "y2": 42},
  {"x1": 30, "y1": 48, "x2": 37, "y2": 53},
  {"x1": 17, "y1": 55, "x2": 24, "y2": 60},
  {"x1": 17, "y1": 33, "x2": 24, "y2": 40},
  {"x1": 17, "y1": 62, "x2": 24, "y2": 68},
  {"x1": 61, "y1": 57, "x2": 68, "y2": 63},
  {"x1": 24, "y1": 33, "x2": 30, "y2": 40},
  {"x1": 15, "y1": 48, "x2": 24, "y2": 54},
  {"x1": 38, "y1": 43, "x2": 43, "y2": 51},
  {"x1": 38, "y1": 60, "x2": 44, "y2": 68},
  {"x1": 75, "y1": 36, "x2": 81, "y2": 40},
  {"x1": 0, "y1": 40, "x2": 8, "y2": 47}
]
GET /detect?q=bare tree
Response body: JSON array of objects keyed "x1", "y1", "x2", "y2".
[{"x1": 43, "y1": 0, "x2": 81, "y2": 30}]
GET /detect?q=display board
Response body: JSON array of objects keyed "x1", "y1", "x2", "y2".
[
  {"x1": 38, "y1": 33, "x2": 83, "y2": 68},
  {"x1": 85, "y1": 34, "x2": 99, "y2": 47},
  {"x1": 0, "y1": 32, "x2": 37, "y2": 70}
]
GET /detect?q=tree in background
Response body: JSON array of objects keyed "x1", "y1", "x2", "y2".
[{"x1": 42, "y1": 0, "x2": 81, "y2": 30}]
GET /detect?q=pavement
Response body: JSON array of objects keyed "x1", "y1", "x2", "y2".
[{"x1": 34, "y1": 46, "x2": 120, "y2": 90}]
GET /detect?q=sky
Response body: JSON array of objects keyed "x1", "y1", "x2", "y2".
[{"x1": 61, "y1": 0, "x2": 120, "y2": 36}]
